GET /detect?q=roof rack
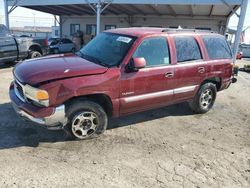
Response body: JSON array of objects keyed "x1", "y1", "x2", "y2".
[{"x1": 162, "y1": 28, "x2": 215, "y2": 33}]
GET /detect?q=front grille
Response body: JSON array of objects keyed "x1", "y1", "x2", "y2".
[{"x1": 14, "y1": 79, "x2": 25, "y2": 102}]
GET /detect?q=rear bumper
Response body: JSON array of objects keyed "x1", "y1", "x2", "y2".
[{"x1": 9, "y1": 84, "x2": 67, "y2": 130}]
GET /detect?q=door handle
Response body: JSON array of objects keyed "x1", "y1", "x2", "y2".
[
  {"x1": 198, "y1": 67, "x2": 205, "y2": 73},
  {"x1": 165, "y1": 72, "x2": 174, "y2": 78}
]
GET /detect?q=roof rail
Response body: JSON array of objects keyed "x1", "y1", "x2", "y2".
[{"x1": 162, "y1": 28, "x2": 215, "y2": 33}]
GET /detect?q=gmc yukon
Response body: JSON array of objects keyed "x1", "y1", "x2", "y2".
[{"x1": 9, "y1": 28, "x2": 237, "y2": 140}]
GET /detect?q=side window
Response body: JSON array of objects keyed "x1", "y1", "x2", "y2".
[
  {"x1": 202, "y1": 35, "x2": 232, "y2": 60},
  {"x1": 174, "y1": 36, "x2": 202, "y2": 63},
  {"x1": 70, "y1": 24, "x2": 80, "y2": 36},
  {"x1": 133, "y1": 37, "x2": 170, "y2": 67}
]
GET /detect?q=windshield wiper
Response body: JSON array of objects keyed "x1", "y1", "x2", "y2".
[{"x1": 76, "y1": 51, "x2": 109, "y2": 67}]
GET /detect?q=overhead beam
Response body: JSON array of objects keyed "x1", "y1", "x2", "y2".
[
  {"x1": 56, "y1": 5, "x2": 86, "y2": 15},
  {"x1": 70, "y1": 5, "x2": 95, "y2": 15},
  {"x1": 167, "y1": 5, "x2": 177, "y2": 16},
  {"x1": 189, "y1": 5, "x2": 194, "y2": 16},
  {"x1": 7, "y1": 0, "x2": 242, "y2": 6},
  {"x1": 27, "y1": 6, "x2": 68, "y2": 15},
  {"x1": 146, "y1": 4, "x2": 161, "y2": 15},
  {"x1": 104, "y1": 6, "x2": 120, "y2": 15},
  {"x1": 209, "y1": 5, "x2": 214, "y2": 16},
  {"x1": 113, "y1": 4, "x2": 135, "y2": 15},
  {"x1": 129, "y1": 5, "x2": 145, "y2": 15}
]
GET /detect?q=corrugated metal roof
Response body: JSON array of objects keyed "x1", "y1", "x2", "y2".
[{"x1": 19, "y1": 4, "x2": 239, "y2": 18}]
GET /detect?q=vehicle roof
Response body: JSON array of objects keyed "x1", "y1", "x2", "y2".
[{"x1": 105, "y1": 27, "x2": 221, "y2": 38}]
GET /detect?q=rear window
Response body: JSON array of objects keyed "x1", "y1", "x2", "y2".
[
  {"x1": 202, "y1": 35, "x2": 232, "y2": 60},
  {"x1": 174, "y1": 36, "x2": 202, "y2": 63}
]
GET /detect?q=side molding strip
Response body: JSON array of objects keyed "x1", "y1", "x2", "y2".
[{"x1": 123, "y1": 85, "x2": 198, "y2": 103}]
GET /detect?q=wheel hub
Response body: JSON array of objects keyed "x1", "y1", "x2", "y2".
[
  {"x1": 200, "y1": 89, "x2": 213, "y2": 109},
  {"x1": 71, "y1": 112, "x2": 99, "y2": 139}
]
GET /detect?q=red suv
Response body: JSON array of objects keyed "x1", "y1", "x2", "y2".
[{"x1": 9, "y1": 28, "x2": 236, "y2": 139}]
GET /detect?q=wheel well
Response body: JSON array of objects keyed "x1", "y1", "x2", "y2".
[
  {"x1": 29, "y1": 45, "x2": 42, "y2": 55},
  {"x1": 65, "y1": 94, "x2": 113, "y2": 116},
  {"x1": 201, "y1": 77, "x2": 222, "y2": 91}
]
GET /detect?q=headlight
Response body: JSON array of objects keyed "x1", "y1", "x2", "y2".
[{"x1": 24, "y1": 85, "x2": 49, "y2": 107}]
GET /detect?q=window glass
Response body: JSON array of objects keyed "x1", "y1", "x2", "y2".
[
  {"x1": 61, "y1": 39, "x2": 72, "y2": 43},
  {"x1": 70, "y1": 24, "x2": 80, "y2": 35},
  {"x1": 79, "y1": 33, "x2": 136, "y2": 67},
  {"x1": 174, "y1": 36, "x2": 202, "y2": 62},
  {"x1": 202, "y1": 35, "x2": 232, "y2": 60},
  {"x1": 133, "y1": 37, "x2": 170, "y2": 67},
  {"x1": 86, "y1": 24, "x2": 96, "y2": 35},
  {"x1": 105, "y1": 25, "x2": 116, "y2": 30}
]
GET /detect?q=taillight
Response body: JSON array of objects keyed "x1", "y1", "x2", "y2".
[{"x1": 45, "y1": 39, "x2": 48, "y2": 47}]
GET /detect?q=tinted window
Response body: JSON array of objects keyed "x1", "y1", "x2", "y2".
[
  {"x1": 79, "y1": 33, "x2": 136, "y2": 67},
  {"x1": 70, "y1": 24, "x2": 80, "y2": 35},
  {"x1": 61, "y1": 39, "x2": 72, "y2": 43},
  {"x1": 133, "y1": 37, "x2": 170, "y2": 67},
  {"x1": 174, "y1": 36, "x2": 202, "y2": 62},
  {"x1": 86, "y1": 24, "x2": 96, "y2": 35},
  {"x1": 202, "y1": 35, "x2": 232, "y2": 60}
]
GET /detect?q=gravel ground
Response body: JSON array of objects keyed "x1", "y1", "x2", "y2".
[{"x1": 0, "y1": 60, "x2": 250, "y2": 188}]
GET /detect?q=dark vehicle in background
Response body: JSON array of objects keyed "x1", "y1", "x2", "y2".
[
  {"x1": 0, "y1": 24, "x2": 49, "y2": 63},
  {"x1": 49, "y1": 38, "x2": 75, "y2": 54}
]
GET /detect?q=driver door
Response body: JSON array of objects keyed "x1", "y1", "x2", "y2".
[{"x1": 120, "y1": 36, "x2": 176, "y2": 115}]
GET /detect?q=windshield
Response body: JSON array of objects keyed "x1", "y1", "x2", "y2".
[{"x1": 79, "y1": 32, "x2": 136, "y2": 67}]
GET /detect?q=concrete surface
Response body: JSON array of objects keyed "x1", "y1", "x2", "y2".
[{"x1": 0, "y1": 60, "x2": 250, "y2": 188}]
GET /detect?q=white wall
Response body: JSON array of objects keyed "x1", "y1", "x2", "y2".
[{"x1": 61, "y1": 15, "x2": 227, "y2": 38}]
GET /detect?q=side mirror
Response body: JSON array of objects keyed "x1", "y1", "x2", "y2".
[
  {"x1": 133, "y1": 57, "x2": 146, "y2": 70},
  {"x1": 126, "y1": 57, "x2": 146, "y2": 72}
]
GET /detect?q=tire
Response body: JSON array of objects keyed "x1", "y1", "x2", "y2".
[
  {"x1": 189, "y1": 83, "x2": 217, "y2": 114},
  {"x1": 64, "y1": 100, "x2": 108, "y2": 140},
  {"x1": 71, "y1": 47, "x2": 76, "y2": 53},
  {"x1": 30, "y1": 51, "x2": 42, "y2": 59}
]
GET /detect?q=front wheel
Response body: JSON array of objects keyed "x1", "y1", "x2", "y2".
[
  {"x1": 189, "y1": 83, "x2": 217, "y2": 114},
  {"x1": 64, "y1": 100, "x2": 108, "y2": 140}
]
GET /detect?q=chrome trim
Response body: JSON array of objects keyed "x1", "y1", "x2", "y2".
[
  {"x1": 174, "y1": 85, "x2": 198, "y2": 94},
  {"x1": 14, "y1": 80, "x2": 26, "y2": 102},
  {"x1": 123, "y1": 85, "x2": 198, "y2": 103},
  {"x1": 12, "y1": 103, "x2": 68, "y2": 130},
  {"x1": 14, "y1": 85, "x2": 25, "y2": 102},
  {"x1": 124, "y1": 90, "x2": 173, "y2": 103}
]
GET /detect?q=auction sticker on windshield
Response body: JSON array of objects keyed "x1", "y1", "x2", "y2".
[{"x1": 117, "y1": 36, "x2": 132, "y2": 43}]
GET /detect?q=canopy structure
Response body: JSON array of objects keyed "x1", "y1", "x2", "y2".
[{"x1": 4, "y1": 0, "x2": 249, "y2": 60}]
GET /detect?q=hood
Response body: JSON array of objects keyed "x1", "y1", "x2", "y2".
[{"x1": 14, "y1": 54, "x2": 108, "y2": 85}]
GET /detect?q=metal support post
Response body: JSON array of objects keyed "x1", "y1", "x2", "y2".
[
  {"x1": 232, "y1": 0, "x2": 249, "y2": 62},
  {"x1": 96, "y1": 2, "x2": 101, "y2": 35},
  {"x1": 4, "y1": 0, "x2": 9, "y2": 29}
]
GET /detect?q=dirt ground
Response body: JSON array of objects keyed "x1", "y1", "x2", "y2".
[{"x1": 0, "y1": 59, "x2": 250, "y2": 188}]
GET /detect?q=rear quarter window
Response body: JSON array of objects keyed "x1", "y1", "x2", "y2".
[
  {"x1": 202, "y1": 35, "x2": 232, "y2": 60},
  {"x1": 174, "y1": 36, "x2": 202, "y2": 63}
]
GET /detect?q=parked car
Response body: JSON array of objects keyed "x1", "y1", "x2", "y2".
[
  {"x1": 9, "y1": 27, "x2": 237, "y2": 140},
  {"x1": 0, "y1": 24, "x2": 49, "y2": 63},
  {"x1": 49, "y1": 38, "x2": 75, "y2": 54}
]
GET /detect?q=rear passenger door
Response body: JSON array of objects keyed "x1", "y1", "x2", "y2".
[{"x1": 172, "y1": 35, "x2": 206, "y2": 101}]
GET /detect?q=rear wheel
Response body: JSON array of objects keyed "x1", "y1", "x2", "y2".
[
  {"x1": 30, "y1": 51, "x2": 42, "y2": 59},
  {"x1": 189, "y1": 83, "x2": 217, "y2": 114},
  {"x1": 64, "y1": 100, "x2": 108, "y2": 140}
]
